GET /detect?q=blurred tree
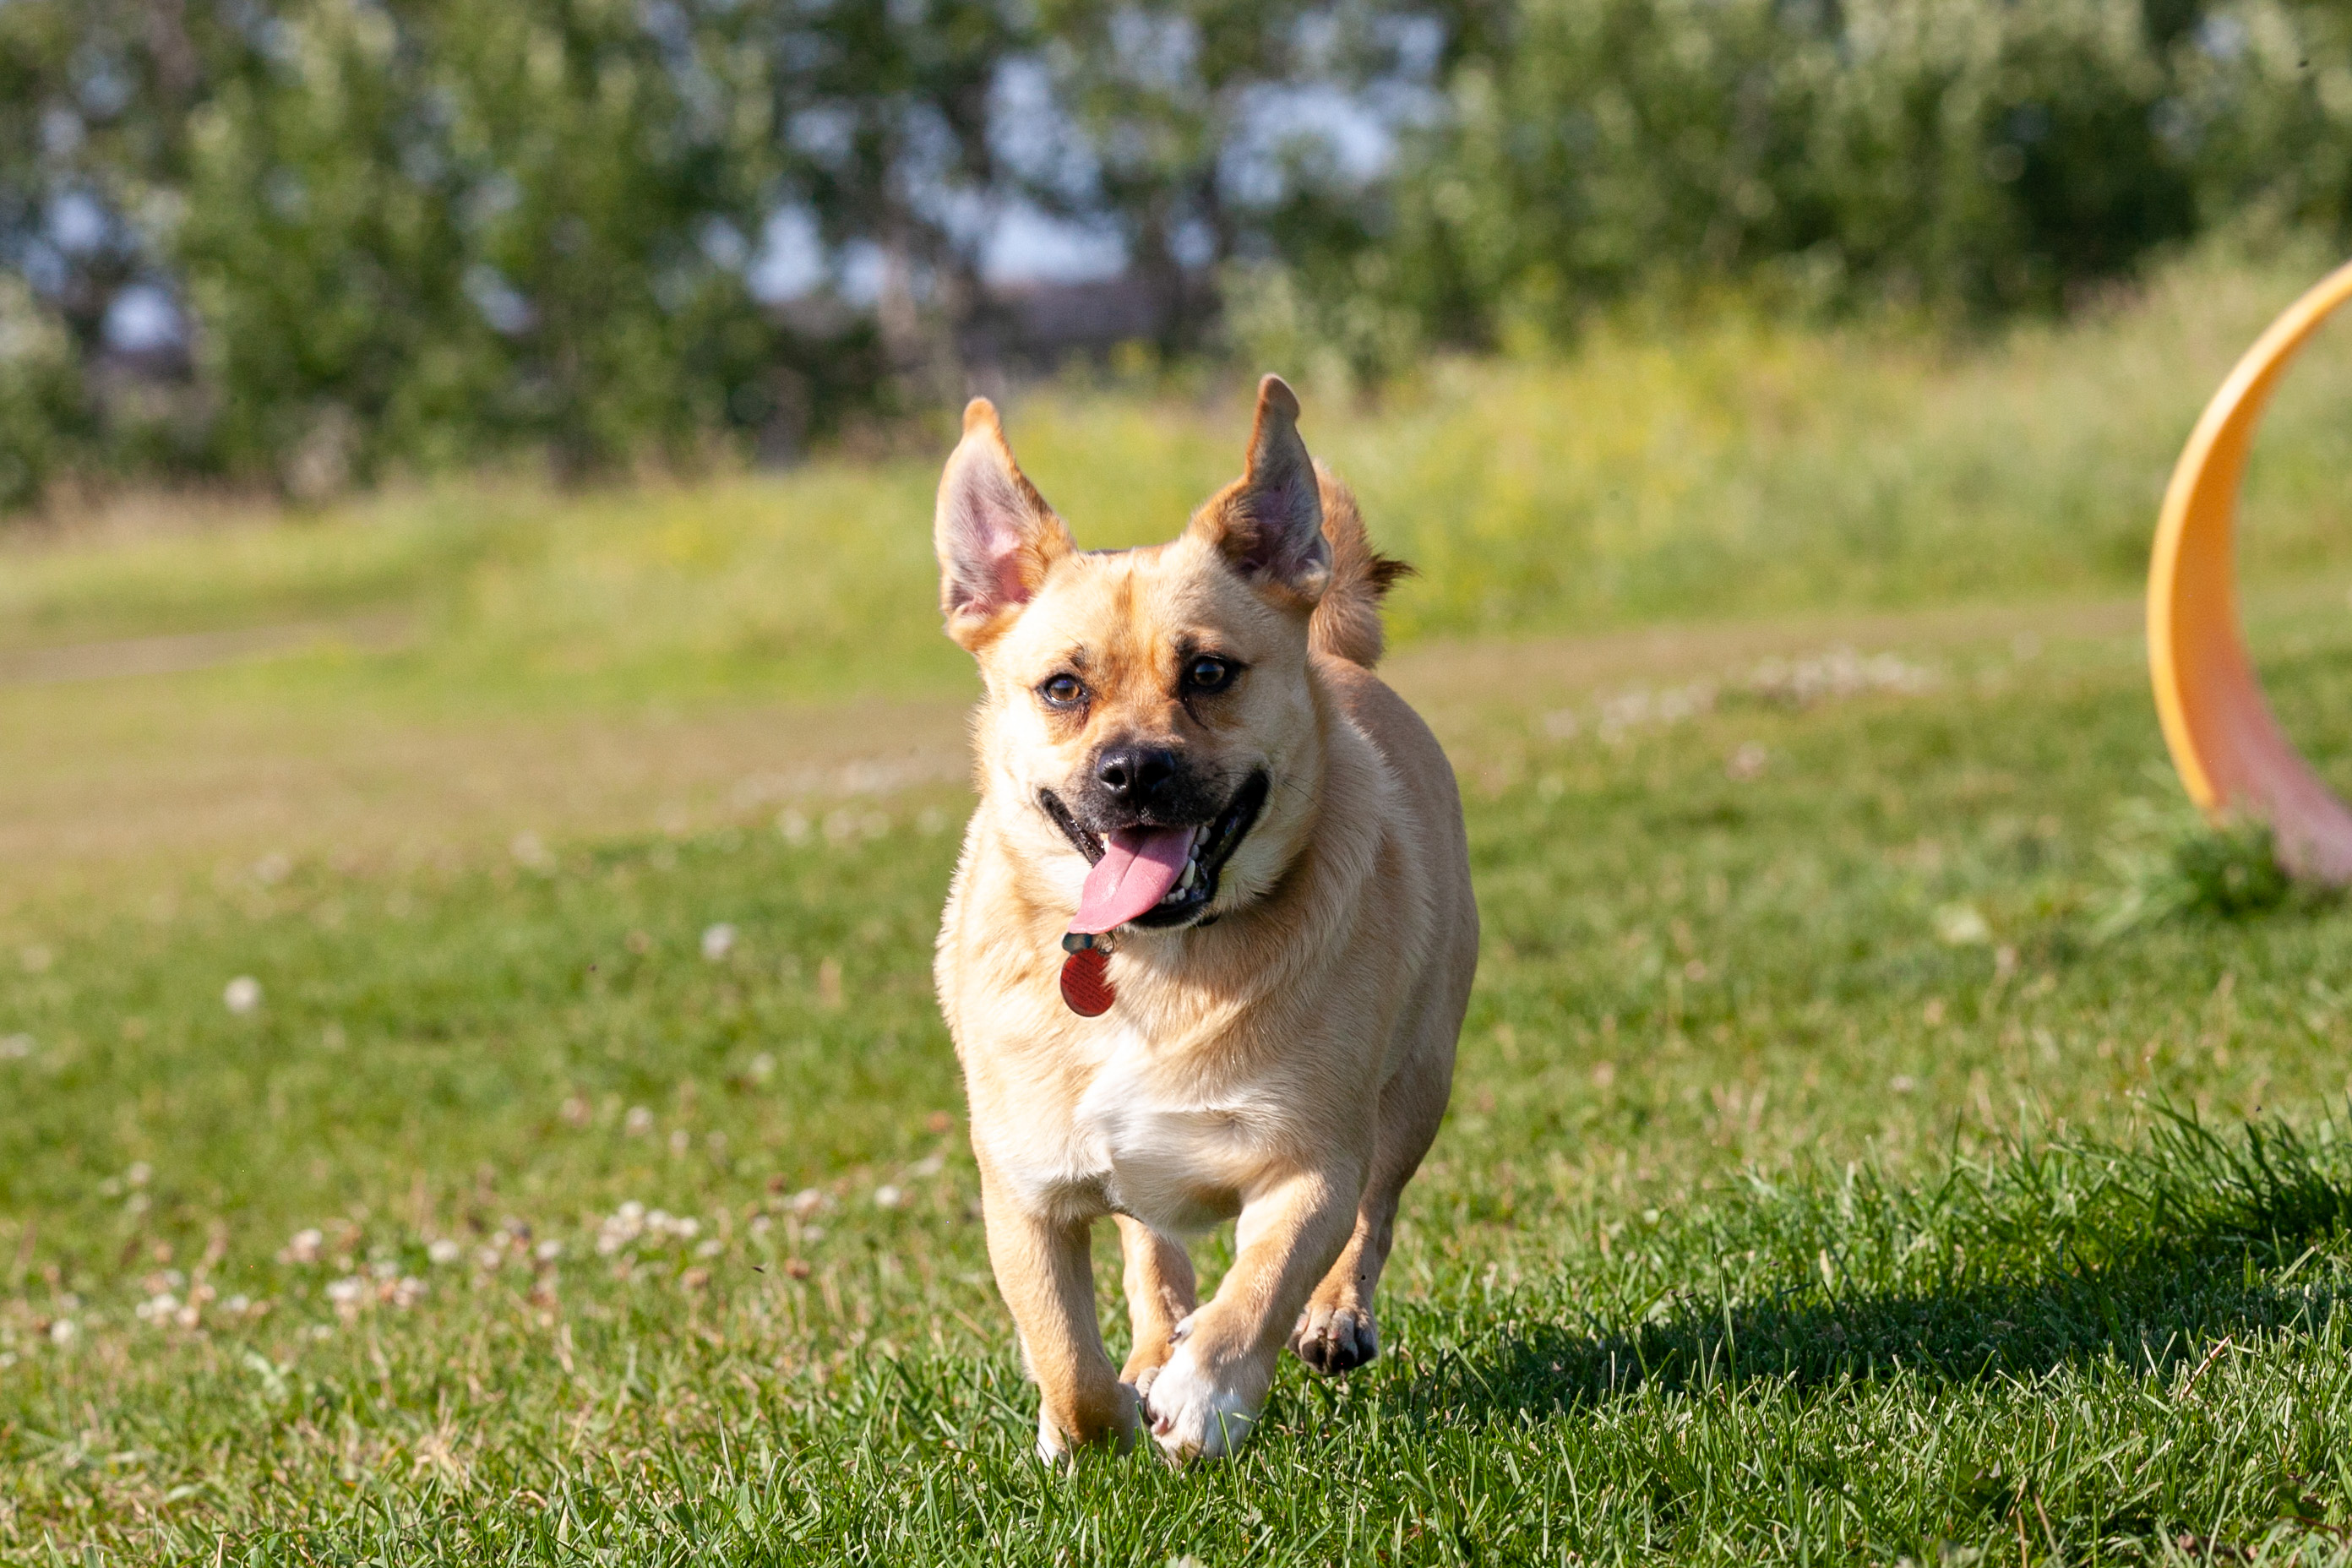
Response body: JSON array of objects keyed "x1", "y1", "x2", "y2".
[
  {"x1": 1035, "y1": 0, "x2": 1465, "y2": 355},
  {"x1": 1235, "y1": 0, "x2": 2352, "y2": 377},
  {"x1": 4, "y1": 0, "x2": 2352, "y2": 509},
  {"x1": 177, "y1": 0, "x2": 823, "y2": 487}
]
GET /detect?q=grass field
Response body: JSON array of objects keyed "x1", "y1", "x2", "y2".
[{"x1": 7, "y1": 243, "x2": 2352, "y2": 1562}]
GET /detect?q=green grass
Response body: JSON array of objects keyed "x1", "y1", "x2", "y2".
[
  {"x1": 9, "y1": 600, "x2": 2352, "y2": 1562},
  {"x1": 10, "y1": 239, "x2": 2352, "y2": 1561}
]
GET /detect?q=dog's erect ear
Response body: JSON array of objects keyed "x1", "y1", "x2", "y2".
[
  {"x1": 934, "y1": 399, "x2": 1075, "y2": 649},
  {"x1": 1191, "y1": 375, "x2": 1329, "y2": 602}
]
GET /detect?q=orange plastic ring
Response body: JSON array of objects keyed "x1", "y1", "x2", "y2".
[{"x1": 2148, "y1": 259, "x2": 2352, "y2": 882}]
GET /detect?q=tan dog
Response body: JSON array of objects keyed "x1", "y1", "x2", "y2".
[{"x1": 931, "y1": 376, "x2": 1478, "y2": 1462}]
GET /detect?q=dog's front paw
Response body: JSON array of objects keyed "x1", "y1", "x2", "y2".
[
  {"x1": 1035, "y1": 1383, "x2": 1140, "y2": 1467},
  {"x1": 1141, "y1": 1334, "x2": 1260, "y2": 1460},
  {"x1": 1288, "y1": 1300, "x2": 1378, "y2": 1375}
]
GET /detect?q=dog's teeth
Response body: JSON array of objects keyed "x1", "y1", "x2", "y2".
[{"x1": 1179, "y1": 862, "x2": 1198, "y2": 890}]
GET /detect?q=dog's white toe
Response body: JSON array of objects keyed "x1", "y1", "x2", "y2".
[
  {"x1": 1141, "y1": 1342, "x2": 1257, "y2": 1460},
  {"x1": 1036, "y1": 1409, "x2": 1070, "y2": 1466}
]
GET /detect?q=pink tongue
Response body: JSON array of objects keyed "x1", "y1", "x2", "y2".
[{"x1": 1071, "y1": 826, "x2": 1198, "y2": 934}]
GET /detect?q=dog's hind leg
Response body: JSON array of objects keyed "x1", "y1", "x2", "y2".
[
  {"x1": 1114, "y1": 1216, "x2": 1197, "y2": 1401},
  {"x1": 1291, "y1": 1031, "x2": 1453, "y2": 1375},
  {"x1": 978, "y1": 1170, "x2": 1136, "y2": 1462}
]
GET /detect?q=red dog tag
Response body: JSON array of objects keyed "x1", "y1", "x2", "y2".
[{"x1": 1059, "y1": 947, "x2": 1114, "y2": 1016}]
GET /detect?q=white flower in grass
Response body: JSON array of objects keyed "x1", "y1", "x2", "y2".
[
  {"x1": 694, "y1": 1238, "x2": 723, "y2": 1259},
  {"x1": 0, "y1": 1034, "x2": 32, "y2": 1060},
  {"x1": 47, "y1": 1320, "x2": 75, "y2": 1344},
  {"x1": 535, "y1": 1239, "x2": 563, "y2": 1262},
  {"x1": 873, "y1": 1184, "x2": 904, "y2": 1211},
  {"x1": 787, "y1": 1188, "x2": 825, "y2": 1218},
  {"x1": 135, "y1": 1292, "x2": 179, "y2": 1322},
  {"x1": 223, "y1": 976, "x2": 263, "y2": 1015},
  {"x1": 427, "y1": 1239, "x2": 462, "y2": 1266},
  {"x1": 700, "y1": 923, "x2": 737, "y2": 961},
  {"x1": 597, "y1": 1201, "x2": 649, "y2": 1255},
  {"x1": 390, "y1": 1277, "x2": 427, "y2": 1309},
  {"x1": 1933, "y1": 902, "x2": 1992, "y2": 946},
  {"x1": 623, "y1": 1107, "x2": 655, "y2": 1137},
  {"x1": 280, "y1": 1228, "x2": 324, "y2": 1265}
]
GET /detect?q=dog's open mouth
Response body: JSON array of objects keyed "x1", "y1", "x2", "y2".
[{"x1": 1043, "y1": 771, "x2": 1268, "y2": 933}]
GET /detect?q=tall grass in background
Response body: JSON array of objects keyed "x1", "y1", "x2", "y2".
[{"x1": 4, "y1": 241, "x2": 2349, "y2": 709}]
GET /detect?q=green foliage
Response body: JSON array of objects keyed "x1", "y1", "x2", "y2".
[
  {"x1": 2099, "y1": 798, "x2": 2301, "y2": 939},
  {"x1": 1244, "y1": 0, "x2": 2352, "y2": 376},
  {"x1": 19, "y1": 0, "x2": 2352, "y2": 506},
  {"x1": 174, "y1": 0, "x2": 832, "y2": 488},
  {"x1": 2170, "y1": 818, "x2": 2297, "y2": 917},
  {"x1": 0, "y1": 276, "x2": 85, "y2": 510}
]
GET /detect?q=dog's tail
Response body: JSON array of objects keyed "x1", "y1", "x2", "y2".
[{"x1": 1310, "y1": 465, "x2": 1413, "y2": 668}]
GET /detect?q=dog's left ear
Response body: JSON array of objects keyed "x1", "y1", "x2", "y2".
[
  {"x1": 1191, "y1": 375, "x2": 1330, "y2": 603},
  {"x1": 934, "y1": 399, "x2": 1075, "y2": 651}
]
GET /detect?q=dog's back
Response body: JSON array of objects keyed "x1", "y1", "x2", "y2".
[{"x1": 1308, "y1": 466, "x2": 1473, "y2": 1028}]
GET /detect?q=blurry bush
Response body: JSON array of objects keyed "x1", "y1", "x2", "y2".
[
  {"x1": 1248, "y1": 0, "x2": 2352, "y2": 380},
  {"x1": 3, "y1": 0, "x2": 2351, "y2": 506},
  {"x1": 0, "y1": 275, "x2": 87, "y2": 510}
]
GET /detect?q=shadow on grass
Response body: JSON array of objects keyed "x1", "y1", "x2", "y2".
[{"x1": 1419, "y1": 1109, "x2": 2352, "y2": 1417}]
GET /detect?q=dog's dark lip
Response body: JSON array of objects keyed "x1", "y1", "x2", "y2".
[
  {"x1": 1124, "y1": 770, "x2": 1269, "y2": 929},
  {"x1": 1036, "y1": 772, "x2": 1270, "y2": 930},
  {"x1": 1037, "y1": 790, "x2": 1103, "y2": 865}
]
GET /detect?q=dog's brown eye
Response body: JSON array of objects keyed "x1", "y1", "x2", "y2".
[
  {"x1": 1041, "y1": 673, "x2": 1085, "y2": 707},
  {"x1": 1184, "y1": 656, "x2": 1235, "y2": 693}
]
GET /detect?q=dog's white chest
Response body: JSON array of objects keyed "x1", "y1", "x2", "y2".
[{"x1": 1005, "y1": 1025, "x2": 1259, "y2": 1231}]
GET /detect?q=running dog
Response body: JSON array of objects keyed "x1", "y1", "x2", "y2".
[{"x1": 931, "y1": 375, "x2": 1478, "y2": 1461}]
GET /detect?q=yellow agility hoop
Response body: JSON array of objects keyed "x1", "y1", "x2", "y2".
[{"x1": 2149, "y1": 259, "x2": 2352, "y2": 883}]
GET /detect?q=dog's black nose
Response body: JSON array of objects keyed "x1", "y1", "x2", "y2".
[{"x1": 1094, "y1": 746, "x2": 1178, "y2": 808}]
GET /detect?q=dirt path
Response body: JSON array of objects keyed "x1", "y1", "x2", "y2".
[{"x1": 0, "y1": 596, "x2": 2142, "y2": 914}]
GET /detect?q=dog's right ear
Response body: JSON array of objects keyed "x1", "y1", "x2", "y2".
[{"x1": 934, "y1": 399, "x2": 1075, "y2": 651}]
